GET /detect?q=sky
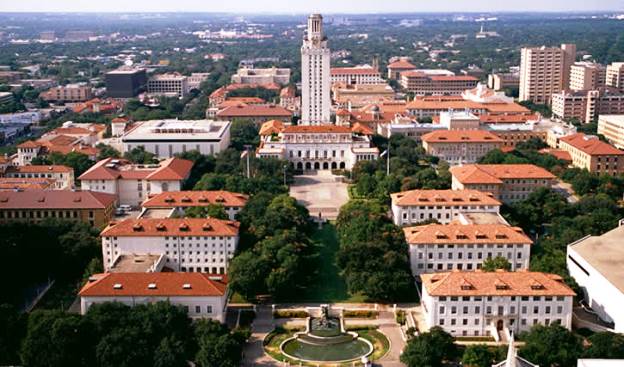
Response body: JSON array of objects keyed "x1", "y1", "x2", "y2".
[{"x1": 0, "y1": 0, "x2": 623, "y2": 13}]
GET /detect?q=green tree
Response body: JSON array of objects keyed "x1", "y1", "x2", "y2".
[
  {"x1": 230, "y1": 119, "x2": 260, "y2": 151},
  {"x1": 584, "y1": 331, "x2": 624, "y2": 359},
  {"x1": 96, "y1": 144, "x2": 121, "y2": 160},
  {"x1": 0, "y1": 304, "x2": 25, "y2": 366},
  {"x1": 96, "y1": 327, "x2": 151, "y2": 367},
  {"x1": 519, "y1": 324, "x2": 583, "y2": 367},
  {"x1": 153, "y1": 336, "x2": 187, "y2": 367},
  {"x1": 185, "y1": 204, "x2": 229, "y2": 219},
  {"x1": 462, "y1": 344, "x2": 496, "y2": 367},
  {"x1": 123, "y1": 146, "x2": 157, "y2": 164},
  {"x1": 482, "y1": 256, "x2": 512, "y2": 272},
  {"x1": 400, "y1": 327, "x2": 457, "y2": 367}
]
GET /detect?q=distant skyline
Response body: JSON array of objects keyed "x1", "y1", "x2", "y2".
[{"x1": 0, "y1": 0, "x2": 623, "y2": 14}]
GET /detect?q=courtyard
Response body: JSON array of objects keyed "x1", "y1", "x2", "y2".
[{"x1": 289, "y1": 170, "x2": 350, "y2": 221}]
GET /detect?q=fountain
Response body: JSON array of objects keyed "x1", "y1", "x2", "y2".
[{"x1": 279, "y1": 304, "x2": 374, "y2": 363}]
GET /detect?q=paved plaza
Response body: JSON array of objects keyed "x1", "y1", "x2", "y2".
[{"x1": 289, "y1": 170, "x2": 350, "y2": 221}]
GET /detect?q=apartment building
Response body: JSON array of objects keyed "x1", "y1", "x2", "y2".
[
  {"x1": 79, "y1": 272, "x2": 228, "y2": 322},
  {"x1": 597, "y1": 114, "x2": 624, "y2": 149},
  {"x1": 141, "y1": 190, "x2": 249, "y2": 220},
  {"x1": 121, "y1": 119, "x2": 231, "y2": 159},
  {"x1": 420, "y1": 271, "x2": 575, "y2": 338},
  {"x1": 230, "y1": 67, "x2": 290, "y2": 86},
  {"x1": 400, "y1": 72, "x2": 479, "y2": 96},
  {"x1": 100, "y1": 218, "x2": 240, "y2": 274},
  {"x1": 0, "y1": 190, "x2": 117, "y2": 227},
  {"x1": 567, "y1": 224, "x2": 624, "y2": 332},
  {"x1": 404, "y1": 224, "x2": 532, "y2": 275},
  {"x1": 147, "y1": 73, "x2": 189, "y2": 98},
  {"x1": 40, "y1": 84, "x2": 93, "y2": 103},
  {"x1": 606, "y1": 62, "x2": 624, "y2": 92},
  {"x1": 570, "y1": 62, "x2": 606, "y2": 91},
  {"x1": 3, "y1": 165, "x2": 74, "y2": 190},
  {"x1": 450, "y1": 164, "x2": 556, "y2": 204},
  {"x1": 390, "y1": 189, "x2": 501, "y2": 226},
  {"x1": 79, "y1": 157, "x2": 193, "y2": 207},
  {"x1": 330, "y1": 67, "x2": 383, "y2": 85},
  {"x1": 558, "y1": 133, "x2": 624, "y2": 175},
  {"x1": 519, "y1": 44, "x2": 576, "y2": 104},
  {"x1": 256, "y1": 125, "x2": 378, "y2": 170},
  {"x1": 421, "y1": 130, "x2": 504, "y2": 165},
  {"x1": 551, "y1": 89, "x2": 624, "y2": 123}
]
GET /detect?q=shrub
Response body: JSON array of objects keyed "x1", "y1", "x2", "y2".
[
  {"x1": 272, "y1": 310, "x2": 309, "y2": 318},
  {"x1": 396, "y1": 310, "x2": 406, "y2": 325},
  {"x1": 343, "y1": 310, "x2": 379, "y2": 318}
]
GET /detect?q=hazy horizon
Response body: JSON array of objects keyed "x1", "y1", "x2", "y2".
[{"x1": 0, "y1": 0, "x2": 622, "y2": 14}]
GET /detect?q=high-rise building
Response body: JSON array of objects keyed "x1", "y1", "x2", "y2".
[
  {"x1": 301, "y1": 14, "x2": 331, "y2": 125},
  {"x1": 519, "y1": 44, "x2": 576, "y2": 104},
  {"x1": 570, "y1": 62, "x2": 606, "y2": 91},
  {"x1": 606, "y1": 62, "x2": 624, "y2": 92},
  {"x1": 105, "y1": 68, "x2": 147, "y2": 98}
]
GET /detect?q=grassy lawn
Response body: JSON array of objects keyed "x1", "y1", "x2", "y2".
[{"x1": 292, "y1": 223, "x2": 366, "y2": 303}]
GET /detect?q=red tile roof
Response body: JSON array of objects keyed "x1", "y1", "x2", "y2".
[
  {"x1": 217, "y1": 104, "x2": 292, "y2": 118},
  {"x1": 101, "y1": 218, "x2": 240, "y2": 237},
  {"x1": 5, "y1": 165, "x2": 73, "y2": 174},
  {"x1": 422, "y1": 130, "x2": 503, "y2": 143},
  {"x1": 331, "y1": 67, "x2": 380, "y2": 75},
  {"x1": 391, "y1": 189, "x2": 501, "y2": 207},
  {"x1": 403, "y1": 224, "x2": 532, "y2": 245},
  {"x1": 259, "y1": 120, "x2": 285, "y2": 136},
  {"x1": 79, "y1": 158, "x2": 193, "y2": 181},
  {"x1": 351, "y1": 122, "x2": 375, "y2": 135},
  {"x1": 450, "y1": 164, "x2": 555, "y2": 184},
  {"x1": 282, "y1": 125, "x2": 352, "y2": 134},
  {"x1": 479, "y1": 114, "x2": 539, "y2": 124},
  {"x1": 538, "y1": 148, "x2": 572, "y2": 162},
  {"x1": 0, "y1": 190, "x2": 116, "y2": 209},
  {"x1": 142, "y1": 190, "x2": 248, "y2": 208},
  {"x1": 429, "y1": 75, "x2": 479, "y2": 81},
  {"x1": 559, "y1": 133, "x2": 624, "y2": 156},
  {"x1": 421, "y1": 270, "x2": 576, "y2": 297},
  {"x1": 0, "y1": 178, "x2": 56, "y2": 191},
  {"x1": 387, "y1": 60, "x2": 416, "y2": 69},
  {"x1": 79, "y1": 272, "x2": 227, "y2": 297}
]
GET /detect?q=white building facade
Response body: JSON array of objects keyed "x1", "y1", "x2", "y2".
[
  {"x1": 256, "y1": 125, "x2": 378, "y2": 170},
  {"x1": 101, "y1": 218, "x2": 240, "y2": 275},
  {"x1": 301, "y1": 14, "x2": 331, "y2": 125},
  {"x1": 567, "y1": 224, "x2": 624, "y2": 332},
  {"x1": 421, "y1": 271, "x2": 575, "y2": 339},
  {"x1": 391, "y1": 189, "x2": 502, "y2": 226},
  {"x1": 405, "y1": 224, "x2": 532, "y2": 275},
  {"x1": 121, "y1": 119, "x2": 231, "y2": 159},
  {"x1": 79, "y1": 272, "x2": 229, "y2": 322},
  {"x1": 79, "y1": 157, "x2": 193, "y2": 207}
]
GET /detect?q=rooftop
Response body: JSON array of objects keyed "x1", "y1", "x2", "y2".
[
  {"x1": 0, "y1": 190, "x2": 116, "y2": 209},
  {"x1": 217, "y1": 104, "x2": 292, "y2": 118},
  {"x1": 79, "y1": 272, "x2": 227, "y2": 297},
  {"x1": 421, "y1": 270, "x2": 576, "y2": 297},
  {"x1": 122, "y1": 119, "x2": 231, "y2": 141},
  {"x1": 109, "y1": 254, "x2": 162, "y2": 273},
  {"x1": 331, "y1": 67, "x2": 380, "y2": 75},
  {"x1": 568, "y1": 225, "x2": 624, "y2": 294},
  {"x1": 422, "y1": 130, "x2": 503, "y2": 143},
  {"x1": 391, "y1": 189, "x2": 501, "y2": 207},
  {"x1": 5, "y1": 165, "x2": 73, "y2": 174},
  {"x1": 79, "y1": 157, "x2": 193, "y2": 181},
  {"x1": 142, "y1": 190, "x2": 248, "y2": 208},
  {"x1": 560, "y1": 133, "x2": 624, "y2": 156},
  {"x1": 450, "y1": 164, "x2": 556, "y2": 184},
  {"x1": 282, "y1": 125, "x2": 352, "y2": 134},
  {"x1": 403, "y1": 223, "x2": 532, "y2": 245},
  {"x1": 101, "y1": 217, "x2": 240, "y2": 237}
]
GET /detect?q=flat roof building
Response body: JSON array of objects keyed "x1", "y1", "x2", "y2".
[
  {"x1": 121, "y1": 119, "x2": 231, "y2": 159},
  {"x1": 519, "y1": 44, "x2": 576, "y2": 104},
  {"x1": 597, "y1": 114, "x2": 624, "y2": 149},
  {"x1": 567, "y1": 224, "x2": 624, "y2": 332},
  {"x1": 105, "y1": 68, "x2": 147, "y2": 98}
]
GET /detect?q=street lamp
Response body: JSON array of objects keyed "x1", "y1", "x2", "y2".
[{"x1": 243, "y1": 144, "x2": 252, "y2": 178}]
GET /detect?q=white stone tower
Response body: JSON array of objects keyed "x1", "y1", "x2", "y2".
[{"x1": 301, "y1": 14, "x2": 331, "y2": 125}]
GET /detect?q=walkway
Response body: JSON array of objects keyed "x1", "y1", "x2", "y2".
[{"x1": 289, "y1": 171, "x2": 349, "y2": 221}]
